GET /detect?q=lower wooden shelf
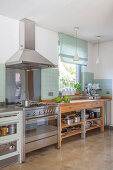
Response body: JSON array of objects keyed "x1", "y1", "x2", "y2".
[
  {"x1": 62, "y1": 130, "x2": 84, "y2": 139},
  {"x1": 86, "y1": 117, "x2": 102, "y2": 122},
  {"x1": 86, "y1": 125, "x2": 101, "y2": 132},
  {"x1": 61, "y1": 121, "x2": 84, "y2": 129}
]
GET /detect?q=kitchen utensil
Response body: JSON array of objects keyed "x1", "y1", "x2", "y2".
[
  {"x1": 86, "y1": 122, "x2": 90, "y2": 128},
  {"x1": 66, "y1": 118, "x2": 73, "y2": 125},
  {"x1": 9, "y1": 144, "x2": 16, "y2": 151},
  {"x1": 90, "y1": 121, "x2": 97, "y2": 126},
  {"x1": 96, "y1": 83, "x2": 100, "y2": 89},
  {"x1": 85, "y1": 114, "x2": 89, "y2": 119},
  {"x1": 9, "y1": 124, "x2": 16, "y2": 135},
  {"x1": 89, "y1": 111, "x2": 95, "y2": 119},
  {"x1": 95, "y1": 112, "x2": 101, "y2": 118},
  {"x1": 21, "y1": 99, "x2": 30, "y2": 107},
  {"x1": 64, "y1": 116, "x2": 73, "y2": 125},
  {"x1": 74, "y1": 116, "x2": 80, "y2": 123},
  {"x1": 2, "y1": 127, "x2": 8, "y2": 136},
  {"x1": 90, "y1": 108, "x2": 101, "y2": 118}
]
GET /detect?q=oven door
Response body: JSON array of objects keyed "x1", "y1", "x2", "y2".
[{"x1": 25, "y1": 115, "x2": 58, "y2": 144}]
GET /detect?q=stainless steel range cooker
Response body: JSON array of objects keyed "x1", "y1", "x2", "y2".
[{"x1": 22, "y1": 102, "x2": 60, "y2": 161}]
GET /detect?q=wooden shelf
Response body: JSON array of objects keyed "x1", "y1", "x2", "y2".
[
  {"x1": 86, "y1": 125, "x2": 101, "y2": 131},
  {"x1": 62, "y1": 130, "x2": 84, "y2": 139},
  {"x1": 61, "y1": 121, "x2": 84, "y2": 129},
  {"x1": 59, "y1": 98, "x2": 105, "y2": 149},
  {"x1": 61, "y1": 113, "x2": 76, "y2": 116},
  {"x1": 86, "y1": 117, "x2": 102, "y2": 122}
]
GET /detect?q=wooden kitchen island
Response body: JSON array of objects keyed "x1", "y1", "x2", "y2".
[{"x1": 58, "y1": 99, "x2": 110, "y2": 149}]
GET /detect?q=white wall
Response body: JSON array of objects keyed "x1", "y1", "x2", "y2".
[
  {"x1": 84, "y1": 42, "x2": 94, "y2": 73},
  {"x1": 86, "y1": 42, "x2": 94, "y2": 72},
  {"x1": 35, "y1": 26, "x2": 58, "y2": 65},
  {"x1": 93, "y1": 41, "x2": 113, "y2": 125},
  {"x1": 0, "y1": 15, "x2": 58, "y2": 64},
  {"x1": 0, "y1": 15, "x2": 19, "y2": 63},
  {"x1": 93, "y1": 41, "x2": 113, "y2": 79}
]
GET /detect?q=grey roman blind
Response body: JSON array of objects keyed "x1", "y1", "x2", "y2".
[{"x1": 59, "y1": 33, "x2": 88, "y2": 65}]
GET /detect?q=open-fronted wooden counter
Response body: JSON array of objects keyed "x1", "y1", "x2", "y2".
[{"x1": 58, "y1": 99, "x2": 110, "y2": 149}]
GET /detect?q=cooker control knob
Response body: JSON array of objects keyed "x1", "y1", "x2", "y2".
[
  {"x1": 33, "y1": 112, "x2": 36, "y2": 116},
  {"x1": 39, "y1": 111, "x2": 41, "y2": 115},
  {"x1": 27, "y1": 113, "x2": 30, "y2": 116}
]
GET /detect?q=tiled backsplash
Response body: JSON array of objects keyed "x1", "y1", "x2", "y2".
[
  {"x1": 0, "y1": 65, "x2": 112, "y2": 102},
  {"x1": 0, "y1": 64, "x2": 5, "y2": 102},
  {"x1": 81, "y1": 72, "x2": 94, "y2": 90},
  {"x1": 81, "y1": 71, "x2": 112, "y2": 97},
  {"x1": 94, "y1": 79, "x2": 112, "y2": 97},
  {"x1": 41, "y1": 68, "x2": 59, "y2": 100}
]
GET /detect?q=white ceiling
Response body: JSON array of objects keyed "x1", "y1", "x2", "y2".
[{"x1": 0, "y1": 0, "x2": 113, "y2": 42}]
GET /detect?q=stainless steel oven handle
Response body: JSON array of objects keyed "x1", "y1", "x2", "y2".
[{"x1": 26, "y1": 115, "x2": 58, "y2": 124}]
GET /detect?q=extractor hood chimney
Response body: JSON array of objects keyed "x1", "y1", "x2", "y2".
[{"x1": 6, "y1": 19, "x2": 57, "y2": 70}]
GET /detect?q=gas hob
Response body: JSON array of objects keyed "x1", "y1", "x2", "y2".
[{"x1": 23, "y1": 102, "x2": 59, "y2": 119}]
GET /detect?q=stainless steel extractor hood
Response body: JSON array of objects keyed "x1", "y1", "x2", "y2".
[{"x1": 6, "y1": 19, "x2": 57, "y2": 70}]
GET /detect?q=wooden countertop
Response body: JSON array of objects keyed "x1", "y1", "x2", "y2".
[
  {"x1": 60, "y1": 98, "x2": 108, "y2": 114},
  {"x1": 42, "y1": 96, "x2": 112, "y2": 103},
  {"x1": 60, "y1": 98, "x2": 111, "y2": 106}
]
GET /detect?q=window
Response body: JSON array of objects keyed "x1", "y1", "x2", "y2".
[
  {"x1": 58, "y1": 33, "x2": 88, "y2": 93},
  {"x1": 59, "y1": 57, "x2": 77, "y2": 91}
]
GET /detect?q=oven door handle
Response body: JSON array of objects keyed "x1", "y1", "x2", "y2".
[{"x1": 26, "y1": 115, "x2": 58, "y2": 124}]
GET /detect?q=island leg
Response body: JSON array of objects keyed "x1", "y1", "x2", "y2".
[
  {"x1": 58, "y1": 106, "x2": 61, "y2": 149},
  {"x1": 100, "y1": 104, "x2": 104, "y2": 133},
  {"x1": 81, "y1": 109, "x2": 86, "y2": 139}
]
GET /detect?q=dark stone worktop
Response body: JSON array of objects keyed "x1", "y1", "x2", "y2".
[{"x1": 0, "y1": 104, "x2": 23, "y2": 113}]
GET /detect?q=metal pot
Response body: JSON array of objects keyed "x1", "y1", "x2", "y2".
[
  {"x1": 95, "y1": 112, "x2": 101, "y2": 118},
  {"x1": 66, "y1": 119, "x2": 73, "y2": 125},
  {"x1": 74, "y1": 116, "x2": 80, "y2": 123},
  {"x1": 64, "y1": 116, "x2": 73, "y2": 125},
  {"x1": 86, "y1": 122, "x2": 90, "y2": 128},
  {"x1": 22, "y1": 100, "x2": 30, "y2": 107},
  {"x1": 9, "y1": 124, "x2": 16, "y2": 135},
  {"x1": 89, "y1": 111, "x2": 95, "y2": 119},
  {"x1": 85, "y1": 114, "x2": 89, "y2": 119}
]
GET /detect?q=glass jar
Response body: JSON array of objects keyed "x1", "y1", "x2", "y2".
[{"x1": 2, "y1": 126, "x2": 8, "y2": 136}]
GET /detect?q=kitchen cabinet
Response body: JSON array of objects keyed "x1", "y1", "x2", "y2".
[{"x1": 0, "y1": 110, "x2": 23, "y2": 168}]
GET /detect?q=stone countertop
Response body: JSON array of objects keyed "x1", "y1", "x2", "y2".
[{"x1": 0, "y1": 105, "x2": 23, "y2": 113}]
